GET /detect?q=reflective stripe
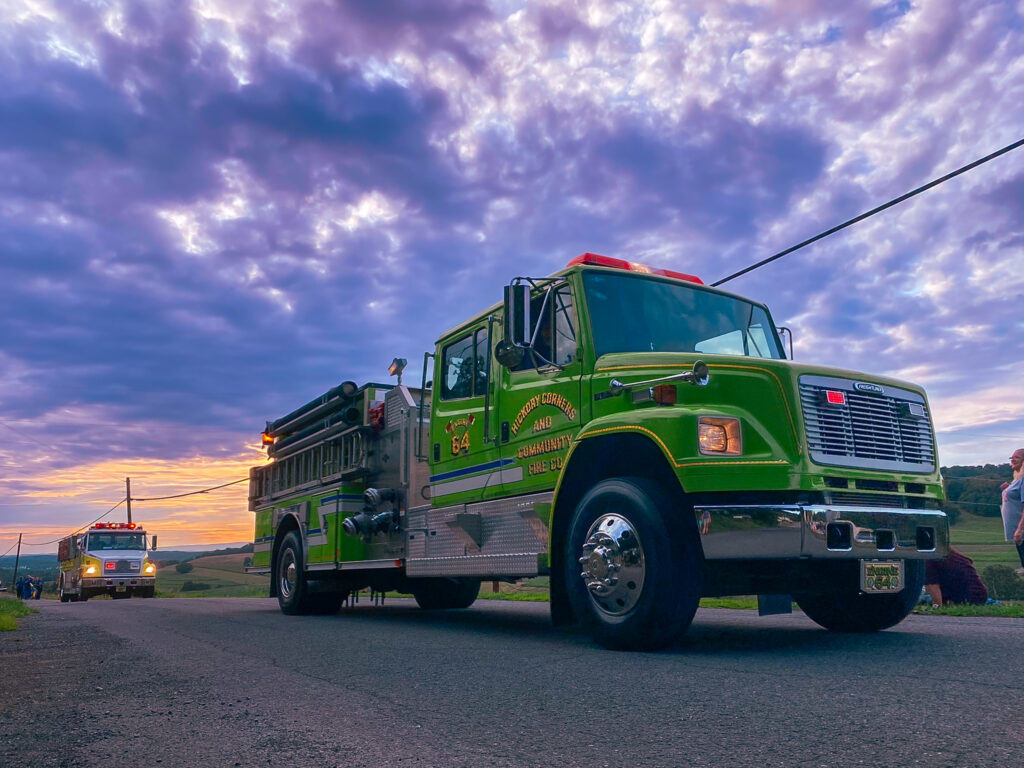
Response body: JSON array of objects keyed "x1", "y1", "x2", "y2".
[{"x1": 431, "y1": 465, "x2": 524, "y2": 496}]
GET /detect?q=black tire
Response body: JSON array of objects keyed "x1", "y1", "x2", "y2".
[
  {"x1": 276, "y1": 531, "x2": 311, "y2": 615},
  {"x1": 306, "y1": 592, "x2": 346, "y2": 615},
  {"x1": 58, "y1": 576, "x2": 70, "y2": 603},
  {"x1": 140, "y1": 586, "x2": 156, "y2": 598},
  {"x1": 565, "y1": 477, "x2": 701, "y2": 651},
  {"x1": 795, "y1": 560, "x2": 925, "y2": 633},
  {"x1": 411, "y1": 578, "x2": 481, "y2": 610}
]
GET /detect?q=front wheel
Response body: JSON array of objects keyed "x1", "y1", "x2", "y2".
[
  {"x1": 795, "y1": 560, "x2": 925, "y2": 632},
  {"x1": 565, "y1": 478, "x2": 701, "y2": 651}
]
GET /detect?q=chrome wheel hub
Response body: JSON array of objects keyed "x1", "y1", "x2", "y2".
[
  {"x1": 578, "y1": 513, "x2": 645, "y2": 616},
  {"x1": 280, "y1": 551, "x2": 297, "y2": 600}
]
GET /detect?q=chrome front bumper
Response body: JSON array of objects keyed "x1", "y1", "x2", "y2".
[
  {"x1": 694, "y1": 504, "x2": 948, "y2": 560},
  {"x1": 82, "y1": 577, "x2": 155, "y2": 588}
]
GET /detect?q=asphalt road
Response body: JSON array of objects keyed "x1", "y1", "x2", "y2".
[{"x1": 2, "y1": 597, "x2": 1021, "y2": 768}]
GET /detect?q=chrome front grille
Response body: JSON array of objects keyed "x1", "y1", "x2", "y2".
[
  {"x1": 826, "y1": 492, "x2": 907, "y2": 508},
  {"x1": 104, "y1": 559, "x2": 141, "y2": 574},
  {"x1": 799, "y1": 375, "x2": 936, "y2": 473}
]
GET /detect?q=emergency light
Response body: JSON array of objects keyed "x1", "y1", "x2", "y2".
[
  {"x1": 566, "y1": 252, "x2": 704, "y2": 284},
  {"x1": 823, "y1": 390, "x2": 846, "y2": 406},
  {"x1": 93, "y1": 522, "x2": 138, "y2": 530}
]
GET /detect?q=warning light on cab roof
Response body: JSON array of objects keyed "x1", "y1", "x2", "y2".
[{"x1": 566, "y1": 253, "x2": 704, "y2": 284}]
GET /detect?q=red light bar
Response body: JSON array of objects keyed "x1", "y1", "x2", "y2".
[
  {"x1": 825, "y1": 390, "x2": 846, "y2": 405},
  {"x1": 93, "y1": 522, "x2": 138, "y2": 530},
  {"x1": 566, "y1": 253, "x2": 703, "y2": 284}
]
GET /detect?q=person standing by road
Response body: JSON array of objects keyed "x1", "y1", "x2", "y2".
[{"x1": 1000, "y1": 448, "x2": 1024, "y2": 575}]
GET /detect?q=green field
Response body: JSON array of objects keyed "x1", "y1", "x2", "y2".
[
  {"x1": 156, "y1": 554, "x2": 269, "y2": 598},
  {"x1": 948, "y1": 511, "x2": 1018, "y2": 568}
]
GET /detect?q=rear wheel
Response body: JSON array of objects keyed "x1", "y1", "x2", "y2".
[
  {"x1": 58, "y1": 576, "x2": 70, "y2": 603},
  {"x1": 277, "y1": 532, "x2": 309, "y2": 615},
  {"x1": 275, "y1": 532, "x2": 344, "y2": 615},
  {"x1": 795, "y1": 560, "x2": 925, "y2": 632},
  {"x1": 565, "y1": 478, "x2": 701, "y2": 651},
  {"x1": 411, "y1": 578, "x2": 481, "y2": 610}
]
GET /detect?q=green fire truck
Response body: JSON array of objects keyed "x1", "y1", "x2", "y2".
[{"x1": 248, "y1": 253, "x2": 948, "y2": 650}]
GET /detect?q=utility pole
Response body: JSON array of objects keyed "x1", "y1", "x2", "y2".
[
  {"x1": 12, "y1": 533, "x2": 22, "y2": 586},
  {"x1": 126, "y1": 477, "x2": 132, "y2": 524}
]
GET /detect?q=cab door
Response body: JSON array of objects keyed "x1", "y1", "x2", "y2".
[
  {"x1": 428, "y1": 323, "x2": 505, "y2": 505},
  {"x1": 498, "y1": 282, "x2": 582, "y2": 495}
]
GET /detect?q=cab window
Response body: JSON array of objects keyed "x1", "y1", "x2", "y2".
[{"x1": 441, "y1": 327, "x2": 489, "y2": 400}]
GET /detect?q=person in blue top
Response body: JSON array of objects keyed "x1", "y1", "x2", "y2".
[{"x1": 1000, "y1": 448, "x2": 1024, "y2": 575}]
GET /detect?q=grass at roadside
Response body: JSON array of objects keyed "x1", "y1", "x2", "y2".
[
  {"x1": 913, "y1": 601, "x2": 1024, "y2": 618},
  {"x1": 0, "y1": 596, "x2": 37, "y2": 630},
  {"x1": 478, "y1": 591, "x2": 549, "y2": 601}
]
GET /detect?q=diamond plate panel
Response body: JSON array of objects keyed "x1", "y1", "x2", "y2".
[
  {"x1": 405, "y1": 553, "x2": 541, "y2": 577},
  {"x1": 405, "y1": 492, "x2": 552, "y2": 574}
]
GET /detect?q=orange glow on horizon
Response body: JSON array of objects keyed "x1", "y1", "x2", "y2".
[{"x1": 0, "y1": 443, "x2": 270, "y2": 549}]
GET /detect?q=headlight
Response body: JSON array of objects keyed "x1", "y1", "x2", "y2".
[
  {"x1": 698, "y1": 417, "x2": 742, "y2": 455},
  {"x1": 143, "y1": 562, "x2": 156, "y2": 575},
  {"x1": 84, "y1": 565, "x2": 96, "y2": 575}
]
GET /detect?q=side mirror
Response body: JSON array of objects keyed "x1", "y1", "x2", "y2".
[
  {"x1": 777, "y1": 327, "x2": 793, "y2": 360},
  {"x1": 150, "y1": 535, "x2": 158, "y2": 551},
  {"x1": 504, "y1": 284, "x2": 530, "y2": 347}
]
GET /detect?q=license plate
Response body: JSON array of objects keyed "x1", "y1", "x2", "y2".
[
  {"x1": 116, "y1": 584, "x2": 127, "y2": 592},
  {"x1": 861, "y1": 560, "x2": 903, "y2": 593}
]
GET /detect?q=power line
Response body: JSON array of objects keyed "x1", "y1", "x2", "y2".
[
  {"x1": 6, "y1": 476, "x2": 247, "y2": 548},
  {"x1": 131, "y1": 477, "x2": 248, "y2": 502},
  {"x1": 0, "y1": 539, "x2": 19, "y2": 561},
  {"x1": 21, "y1": 497, "x2": 126, "y2": 547},
  {"x1": 712, "y1": 137, "x2": 1024, "y2": 287}
]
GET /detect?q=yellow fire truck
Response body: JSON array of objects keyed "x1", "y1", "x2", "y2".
[{"x1": 57, "y1": 522, "x2": 158, "y2": 601}]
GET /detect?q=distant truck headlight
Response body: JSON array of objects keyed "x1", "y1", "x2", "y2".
[{"x1": 698, "y1": 417, "x2": 742, "y2": 455}]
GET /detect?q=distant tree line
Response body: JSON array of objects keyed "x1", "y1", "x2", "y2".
[{"x1": 941, "y1": 462, "x2": 1012, "y2": 525}]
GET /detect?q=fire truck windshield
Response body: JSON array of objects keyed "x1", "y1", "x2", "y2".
[
  {"x1": 582, "y1": 271, "x2": 785, "y2": 359},
  {"x1": 87, "y1": 533, "x2": 146, "y2": 551}
]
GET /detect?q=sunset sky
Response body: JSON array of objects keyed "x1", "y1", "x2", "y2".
[{"x1": 2, "y1": 0, "x2": 1023, "y2": 553}]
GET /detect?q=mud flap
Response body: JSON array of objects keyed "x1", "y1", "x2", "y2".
[{"x1": 758, "y1": 594, "x2": 793, "y2": 616}]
